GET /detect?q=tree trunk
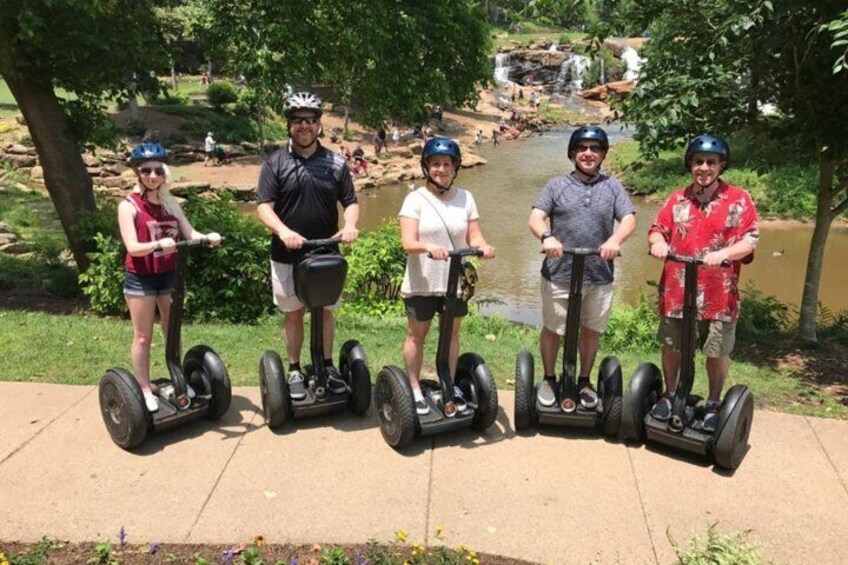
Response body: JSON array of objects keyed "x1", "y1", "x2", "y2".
[
  {"x1": 343, "y1": 106, "x2": 350, "y2": 135},
  {"x1": 2, "y1": 72, "x2": 97, "y2": 272},
  {"x1": 170, "y1": 62, "x2": 178, "y2": 91},
  {"x1": 798, "y1": 158, "x2": 837, "y2": 344}
]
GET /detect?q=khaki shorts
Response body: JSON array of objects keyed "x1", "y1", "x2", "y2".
[
  {"x1": 271, "y1": 260, "x2": 341, "y2": 313},
  {"x1": 658, "y1": 317, "x2": 737, "y2": 358},
  {"x1": 541, "y1": 279, "x2": 613, "y2": 335}
]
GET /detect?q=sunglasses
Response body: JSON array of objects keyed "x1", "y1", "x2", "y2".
[
  {"x1": 138, "y1": 166, "x2": 166, "y2": 176},
  {"x1": 576, "y1": 144, "x2": 604, "y2": 153},
  {"x1": 289, "y1": 116, "x2": 318, "y2": 125}
]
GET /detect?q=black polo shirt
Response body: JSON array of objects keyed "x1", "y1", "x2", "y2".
[{"x1": 257, "y1": 141, "x2": 357, "y2": 263}]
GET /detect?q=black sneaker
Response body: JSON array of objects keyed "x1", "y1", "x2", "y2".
[
  {"x1": 452, "y1": 386, "x2": 469, "y2": 413},
  {"x1": 537, "y1": 377, "x2": 557, "y2": 407},
  {"x1": 577, "y1": 378, "x2": 599, "y2": 409},
  {"x1": 415, "y1": 396, "x2": 430, "y2": 416},
  {"x1": 325, "y1": 366, "x2": 348, "y2": 394},
  {"x1": 286, "y1": 369, "x2": 307, "y2": 400},
  {"x1": 650, "y1": 394, "x2": 673, "y2": 421},
  {"x1": 702, "y1": 402, "x2": 720, "y2": 433}
]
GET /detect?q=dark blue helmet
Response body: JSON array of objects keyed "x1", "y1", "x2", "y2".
[
  {"x1": 129, "y1": 142, "x2": 168, "y2": 165},
  {"x1": 567, "y1": 126, "x2": 609, "y2": 158},
  {"x1": 421, "y1": 137, "x2": 462, "y2": 167},
  {"x1": 684, "y1": 134, "x2": 730, "y2": 171}
]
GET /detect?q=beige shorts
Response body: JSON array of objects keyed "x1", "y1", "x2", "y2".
[
  {"x1": 541, "y1": 279, "x2": 613, "y2": 335},
  {"x1": 271, "y1": 260, "x2": 341, "y2": 313},
  {"x1": 658, "y1": 317, "x2": 737, "y2": 358}
]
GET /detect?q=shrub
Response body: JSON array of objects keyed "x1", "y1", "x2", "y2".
[
  {"x1": 79, "y1": 232, "x2": 126, "y2": 315},
  {"x1": 670, "y1": 523, "x2": 762, "y2": 564},
  {"x1": 341, "y1": 221, "x2": 407, "y2": 317},
  {"x1": 206, "y1": 81, "x2": 239, "y2": 109},
  {"x1": 737, "y1": 287, "x2": 791, "y2": 342},
  {"x1": 604, "y1": 293, "x2": 660, "y2": 351}
]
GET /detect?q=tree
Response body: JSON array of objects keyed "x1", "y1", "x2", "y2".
[
  {"x1": 617, "y1": 0, "x2": 848, "y2": 344},
  {"x1": 821, "y1": 8, "x2": 848, "y2": 73},
  {"x1": 0, "y1": 1, "x2": 167, "y2": 271}
]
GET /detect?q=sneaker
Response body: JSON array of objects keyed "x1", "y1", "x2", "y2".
[
  {"x1": 186, "y1": 384, "x2": 196, "y2": 400},
  {"x1": 325, "y1": 366, "x2": 348, "y2": 395},
  {"x1": 650, "y1": 394, "x2": 673, "y2": 421},
  {"x1": 143, "y1": 392, "x2": 159, "y2": 413},
  {"x1": 577, "y1": 378, "x2": 599, "y2": 409},
  {"x1": 702, "y1": 402, "x2": 720, "y2": 433},
  {"x1": 286, "y1": 370, "x2": 307, "y2": 400},
  {"x1": 452, "y1": 386, "x2": 469, "y2": 413},
  {"x1": 537, "y1": 377, "x2": 557, "y2": 407},
  {"x1": 415, "y1": 397, "x2": 430, "y2": 416}
]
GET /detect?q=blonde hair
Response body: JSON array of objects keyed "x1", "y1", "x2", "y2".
[{"x1": 134, "y1": 163, "x2": 183, "y2": 218}]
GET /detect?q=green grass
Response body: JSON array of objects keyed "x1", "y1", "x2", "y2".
[
  {"x1": 0, "y1": 309, "x2": 845, "y2": 419},
  {"x1": 0, "y1": 78, "x2": 20, "y2": 120},
  {"x1": 491, "y1": 24, "x2": 585, "y2": 51},
  {"x1": 536, "y1": 102, "x2": 598, "y2": 126},
  {"x1": 670, "y1": 523, "x2": 762, "y2": 564}
]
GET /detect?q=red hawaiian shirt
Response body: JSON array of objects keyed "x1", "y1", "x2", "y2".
[{"x1": 649, "y1": 181, "x2": 759, "y2": 322}]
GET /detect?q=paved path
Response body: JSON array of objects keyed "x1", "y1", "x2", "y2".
[{"x1": 2, "y1": 383, "x2": 847, "y2": 564}]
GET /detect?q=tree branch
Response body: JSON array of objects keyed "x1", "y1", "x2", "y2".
[{"x1": 833, "y1": 197, "x2": 848, "y2": 216}]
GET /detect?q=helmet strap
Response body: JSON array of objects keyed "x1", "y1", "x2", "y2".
[{"x1": 424, "y1": 171, "x2": 455, "y2": 193}]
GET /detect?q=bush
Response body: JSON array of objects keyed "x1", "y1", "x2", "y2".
[
  {"x1": 341, "y1": 221, "x2": 407, "y2": 317},
  {"x1": 604, "y1": 293, "x2": 660, "y2": 351},
  {"x1": 206, "y1": 81, "x2": 239, "y2": 109},
  {"x1": 737, "y1": 287, "x2": 791, "y2": 342},
  {"x1": 670, "y1": 523, "x2": 762, "y2": 564}
]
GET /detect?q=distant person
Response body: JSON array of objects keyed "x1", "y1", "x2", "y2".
[
  {"x1": 475, "y1": 130, "x2": 484, "y2": 146},
  {"x1": 492, "y1": 129, "x2": 500, "y2": 146},
  {"x1": 373, "y1": 127, "x2": 387, "y2": 155},
  {"x1": 118, "y1": 142, "x2": 221, "y2": 412},
  {"x1": 647, "y1": 134, "x2": 759, "y2": 433},
  {"x1": 237, "y1": 73, "x2": 246, "y2": 91},
  {"x1": 352, "y1": 145, "x2": 369, "y2": 177},
  {"x1": 204, "y1": 132, "x2": 215, "y2": 167},
  {"x1": 214, "y1": 144, "x2": 228, "y2": 166},
  {"x1": 392, "y1": 125, "x2": 401, "y2": 148}
]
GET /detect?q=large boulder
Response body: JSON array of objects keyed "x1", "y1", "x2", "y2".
[
  {"x1": 170, "y1": 181, "x2": 211, "y2": 197},
  {"x1": 5, "y1": 144, "x2": 34, "y2": 155},
  {"x1": 1, "y1": 153, "x2": 37, "y2": 168},
  {"x1": 580, "y1": 80, "x2": 636, "y2": 100},
  {"x1": 82, "y1": 154, "x2": 100, "y2": 167}
]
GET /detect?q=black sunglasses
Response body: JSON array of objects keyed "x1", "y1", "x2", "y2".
[
  {"x1": 138, "y1": 166, "x2": 166, "y2": 176},
  {"x1": 576, "y1": 144, "x2": 604, "y2": 153},
  {"x1": 289, "y1": 116, "x2": 318, "y2": 125}
]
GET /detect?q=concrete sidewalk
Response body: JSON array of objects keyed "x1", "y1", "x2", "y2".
[{"x1": 1, "y1": 382, "x2": 847, "y2": 564}]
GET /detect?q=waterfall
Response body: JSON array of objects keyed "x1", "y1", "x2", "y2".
[
  {"x1": 494, "y1": 53, "x2": 512, "y2": 85},
  {"x1": 553, "y1": 53, "x2": 591, "y2": 95},
  {"x1": 621, "y1": 46, "x2": 645, "y2": 82},
  {"x1": 599, "y1": 58, "x2": 605, "y2": 85}
]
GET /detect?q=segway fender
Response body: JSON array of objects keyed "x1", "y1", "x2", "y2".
[
  {"x1": 340, "y1": 339, "x2": 371, "y2": 415},
  {"x1": 598, "y1": 355, "x2": 623, "y2": 438},
  {"x1": 622, "y1": 362, "x2": 663, "y2": 442},
  {"x1": 713, "y1": 385, "x2": 754, "y2": 470},
  {"x1": 458, "y1": 352, "x2": 499, "y2": 432},
  {"x1": 513, "y1": 350, "x2": 536, "y2": 430},
  {"x1": 184, "y1": 345, "x2": 232, "y2": 420}
]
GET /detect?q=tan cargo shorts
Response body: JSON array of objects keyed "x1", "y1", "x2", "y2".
[
  {"x1": 541, "y1": 279, "x2": 613, "y2": 335},
  {"x1": 658, "y1": 317, "x2": 737, "y2": 357}
]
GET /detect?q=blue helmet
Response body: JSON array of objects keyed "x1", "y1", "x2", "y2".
[
  {"x1": 684, "y1": 134, "x2": 730, "y2": 171},
  {"x1": 421, "y1": 137, "x2": 462, "y2": 168},
  {"x1": 567, "y1": 126, "x2": 609, "y2": 158},
  {"x1": 129, "y1": 142, "x2": 168, "y2": 165}
]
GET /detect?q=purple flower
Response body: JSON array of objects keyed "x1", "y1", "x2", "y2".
[
  {"x1": 289, "y1": 558, "x2": 299, "y2": 565},
  {"x1": 148, "y1": 542, "x2": 161, "y2": 555},
  {"x1": 118, "y1": 526, "x2": 127, "y2": 548},
  {"x1": 223, "y1": 547, "x2": 237, "y2": 564}
]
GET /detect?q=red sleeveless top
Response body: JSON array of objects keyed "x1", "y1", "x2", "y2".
[{"x1": 124, "y1": 192, "x2": 180, "y2": 275}]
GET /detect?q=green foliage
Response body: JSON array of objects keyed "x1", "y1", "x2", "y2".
[
  {"x1": 737, "y1": 287, "x2": 791, "y2": 342},
  {"x1": 604, "y1": 293, "x2": 660, "y2": 351},
  {"x1": 206, "y1": 80, "x2": 239, "y2": 109},
  {"x1": 157, "y1": 104, "x2": 287, "y2": 143},
  {"x1": 5, "y1": 537, "x2": 64, "y2": 565},
  {"x1": 821, "y1": 9, "x2": 848, "y2": 73},
  {"x1": 87, "y1": 540, "x2": 119, "y2": 565},
  {"x1": 341, "y1": 221, "x2": 406, "y2": 317},
  {"x1": 319, "y1": 546, "x2": 349, "y2": 565},
  {"x1": 669, "y1": 523, "x2": 762, "y2": 565},
  {"x1": 79, "y1": 232, "x2": 126, "y2": 315}
]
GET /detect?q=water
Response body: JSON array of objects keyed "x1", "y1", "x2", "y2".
[
  {"x1": 621, "y1": 47, "x2": 644, "y2": 82},
  {"x1": 355, "y1": 128, "x2": 848, "y2": 324},
  {"x1": 494, "y1": 53, "x2": 512, "y2": 86}
]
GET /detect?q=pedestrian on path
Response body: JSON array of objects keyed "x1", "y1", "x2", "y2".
[
  {"x1": 528, "y1": 126, "x2": 636, "y2": 411},
  {"x1": 256, "y1": 91, "x2": 360, "y2": 401},
  {"x1": 204, "y1": 132, "x2": 215, "y2": 167},
  {"x1": 647, "y1": 134, "x2": 759, "y2": 432},
  {"x1": 118, "y1": 142, "x2": 221, "y2": 413},
  {"x1": 398, "y1": 137, "x2": 495, "y2": 416}
]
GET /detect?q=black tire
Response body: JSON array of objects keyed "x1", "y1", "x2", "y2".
[
  {"x1": 260, "y1": 351, "x2": 291, "y2": 429},
  {"x1": 713, "y1": 385, "x2": 754, "y2": 470},
  {"x1": 341, "y1": 339, "x2": 371, "y2": 415},
  {"x1": 513, "y1": 350, "x2": 536, "y2": 430},
  {"x1": 457, "y1": 352, "x2": 499, "y2": 432},
  {"x1": 598, "y1": 355, "x2": 623, "y2": 438},
  {"x1": 374, "y1": 366, "x2": 417, "y2": 449},
  {"x1": 622, "y1": 362, "x2": 663, "y2": 442},
  {"x1": 99, "y1": 368, "x2": 149, "y2": 450},
  {"x1": 184, "y1": 345, "x2": 232, "y2": 420}
]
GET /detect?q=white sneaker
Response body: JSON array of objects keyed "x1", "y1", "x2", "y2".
[
  {"x1": 186, "y1": 384, "x2": 196, "y2": 399},
  {"x1": 144, "y1": 392, "x2": 159, "y2": 412}
]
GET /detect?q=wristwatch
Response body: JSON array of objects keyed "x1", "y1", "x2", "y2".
[{"x1": 540, "y1": 230, "x2": 553, "y2": 242}]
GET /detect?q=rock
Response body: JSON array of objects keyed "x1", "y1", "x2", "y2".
[
  {"x1": 15, "y1": 115, "x2": 27, "y2": 126},
  {"x1": 82, "y1": 154, "x2": 100, "y2": 167},
  {"x1": 580, "y1": 80, "x2": 635, "y2": 100},
  {"x1": 104, "y1": 163, "x2": 129, "y2": 175},
  {"x1": 0, "y1": 222, "x2": 12, "y2": 233},
  {"x1": 98, "y1": 151, "x2": 123, "y2": 162},
  {"x1": 0, "y1": 233, "x2": 17, "y2": 245},
  {"x1": 222, "y1": 144, "x2": 247, "y2": 157},
  {"x1": 461, "y1": 153, "x2": 487, "y2": 168},
  {"x1": 170, "y1": 144, "x2": 198, "y2": 154},
  {"x1": 354, "y1": 178, "x2": 376, "y2": 190},
  {"x1": 5, "y1": 144, "x2": 31, "y2": 155},
  {"x1": 224, "y1": 184, "x2": 256, "y2": 201},
  {"x1": 98, "y1": 176, "x2": 135, "y2": 189},
  {"x1": 30, "y1": 166, "x2": 44, "y2": 180},
  {"x1": 375, "y1": 177, "x2": 398, "y2": 187},
  {"x1": 1, "y1": 153, "x2": 37, "y2": 167},
  {"x1": 240, "y1": 141, "x2": 259, "y2": 153},
  {"x1": 511, "y1": 49, "x2": 569, "y2": 68},
  {"x1": 86, "y1": 166, "x2": 103, "y2": 177},
  {"x1": 120, "y1": 168, "x2": 138, "y2": 178},
  {"x1": 170, "y1": 181, "x2": 211, "y2": 197},
  {"x1": 0, "y1": 241, "x2": 33, "y2": 255},
  {"x1": 409, "y1": 141, "x2": 425, "y2": 155}
]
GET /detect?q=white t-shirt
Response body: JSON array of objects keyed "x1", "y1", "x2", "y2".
[
  {"x1": 204, "y1": 135, "x2": 215, "y2": 152},
  {"x1": 399, "y1": 186, "x2": 480, "y2": 297}
]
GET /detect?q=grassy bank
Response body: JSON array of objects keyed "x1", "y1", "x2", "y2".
[{"x1": 1, "y1": 308, "x2": 844, "y2": 419}]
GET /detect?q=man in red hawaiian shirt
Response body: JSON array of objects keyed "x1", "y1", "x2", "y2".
[{"x1": 647, "y1": 134, "x2": 759, "y2": 433}]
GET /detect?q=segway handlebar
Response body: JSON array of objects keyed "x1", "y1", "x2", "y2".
[
  {"x1": 666, "y1": 253, "x2": 731, "y2": 267},
  {"x1": 175, "y1": 236, "x2": 226, "y2": 248},
  {"x1": 563, "y1": 247, "x2": 601, "y2": 256},
  {"x1": 300, "y1": 237, "x2": 343, "y2": 249},
  {"x1": 427, "y1": 247, "x2": 484, "y2": 259}
]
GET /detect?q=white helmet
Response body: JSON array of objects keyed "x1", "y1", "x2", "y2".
[{"x1": 283, "y1": 91, "x2": 323, "y2": 118}]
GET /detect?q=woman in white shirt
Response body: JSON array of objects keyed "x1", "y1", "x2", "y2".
[{"x1": 398, "y1": 137, "x2": 495, "y2": 416}]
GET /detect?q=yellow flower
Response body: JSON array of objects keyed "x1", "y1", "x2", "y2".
[
  {"x1": 412, "y1": 543, "x2": 425, "y2": 557},
  {"x1": 253, "y1": 534, "x2": 265, "y2": 547},
  {"x1": 395, "y1": 530, "x2": 409, "y2": 543},
  {"x1": 0, "y1": 551, "x2": 8, "y2": 565},
  {"x1": 435, "y1": 525, "x2": 445, "y2": 538}
]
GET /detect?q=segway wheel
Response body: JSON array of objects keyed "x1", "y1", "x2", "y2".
[
  {"x1": 457, "y1": 352, "x2": 499, "y2": 432},
  {"x1": 374, "y1": 366, "x2": 417, "y2": 449},
  {"x1": 713, "y1": 385, "x2": 754, "y2": 470},
  {"x1": 513, "y1": 350, "x2": 536, "y2": 430},
  {"x1": 340, "y1": 339, "x2": 371, "y2": 415},
  {"x1": 598, "y1": 355, "x2": 623, "y2": 438},
  {"x1": 99, "y1": 368, "x2": 148, "y2": 450},
  {"x1": 184, "y1": 345, "x2": 232, "y2": 420},
  {"x1": 622, "y1": 362, "x2": 663, "y2": 442},
  {"x1": 260, "y1": 351, "x2": 291, "y2": 429}
]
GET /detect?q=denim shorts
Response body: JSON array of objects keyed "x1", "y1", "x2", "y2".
[
  {"x1": 123, "y1": 271, "x2": 176, "y2": 297},
  {"x1": 403, "y1": 295, "x2": 468, "y2": 322}
]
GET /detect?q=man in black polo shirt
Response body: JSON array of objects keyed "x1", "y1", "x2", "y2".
[{"x1": 257, "y1": 91, "x2": 360, "y2": 401}]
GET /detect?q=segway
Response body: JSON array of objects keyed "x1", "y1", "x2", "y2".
[
  {"x1": 514, "y1": 248, "x2": 623, "y2": 436},
  {"x1": 375, "y1": 248, "x2": 499, "y2": 449},
  {"x1": 99, "y1": 238, "x2": 232, "y2": 450},
  {"x1": 622, "y1": 254, "x2": 754, "y2": 470},
  {"x1": 259, "y1": 238, "x2": 371, "y2": 428}
]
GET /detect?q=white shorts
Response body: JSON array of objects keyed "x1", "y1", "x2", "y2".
[
  {"x1": 271, "y1": 260, "x2": 342, "y2": 313},
  {"x1": 541, "y1": 278, "x2": 613, "y2": 335}
]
